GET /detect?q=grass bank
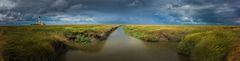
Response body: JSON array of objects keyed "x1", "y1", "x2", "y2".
[
  {"x1": 0, "y1": 25, "x2": 118, "y2": 61},
  {"x1": 124, "y1": 25, "x2": 217, "y2": 42},
  {"x1": 124, "y1": 25, "x2": 240, "y2": 61}
]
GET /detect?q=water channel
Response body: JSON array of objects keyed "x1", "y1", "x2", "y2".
[{"x1": 61, "y1": 26, "x2": 190, "y2": 61}]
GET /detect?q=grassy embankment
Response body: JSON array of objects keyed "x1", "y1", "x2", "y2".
[
  {"x1": 124, "y1": 25, "x2": 240, "y2": 61},
  {"x1": 0, "y1": 25, "x2": 118, "y2": 61}
]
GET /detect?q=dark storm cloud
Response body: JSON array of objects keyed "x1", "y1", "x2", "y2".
[
  {"x1": 0, "y1": 0, "x2": 240, "y2": 25},
  {"x1": 180, "y1": 0, "x2": 240, "y2": 24},
  {"x1": 0, "y1": 0, "x2": 148, "y2": 19},
  {"x1": 149, "y1": 0, "x2": 240, "y2": 24},
  {"x1": 7, "y1": 0, "x2": 148, "y2": 14}
]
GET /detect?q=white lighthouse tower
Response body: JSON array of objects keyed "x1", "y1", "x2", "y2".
[{"x1": 31, "y1": 16, "x2": 45, "y2": 25}]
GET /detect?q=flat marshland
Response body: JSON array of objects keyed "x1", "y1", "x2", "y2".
[
  {"x1": 0, "y1": 24, "x2": 239, "y2": 61},
  {"x1": 0, "y1": 25, "x2": 118, "y2": 61},
  {"x1": 124, "y1": 25, "x2": 240, "y2": 61}
]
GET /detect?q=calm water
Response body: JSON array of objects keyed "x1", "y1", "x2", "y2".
[{"x1": 61, "y1": 27, "x2": 190, "y2": 61}]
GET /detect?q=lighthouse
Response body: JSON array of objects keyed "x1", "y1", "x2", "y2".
[{"x1": 31, "y1": 16, "x2": 45, "y2": 25}]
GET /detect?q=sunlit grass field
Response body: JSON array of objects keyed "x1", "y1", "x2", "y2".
[
  {"x1": 0, "y1": 25, "x2": 118, "y2": 61},
  {"x1": 124, "y1": 25, "x2": 240, "y2": 61}
]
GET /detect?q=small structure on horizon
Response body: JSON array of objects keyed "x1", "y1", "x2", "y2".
[{"x1": 31, "y1": 16, "x2": 45, "y2": 25}]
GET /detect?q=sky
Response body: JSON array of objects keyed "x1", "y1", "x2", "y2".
[{"x1": 0, "y1": 0, "x2": 240, "y2": 25}]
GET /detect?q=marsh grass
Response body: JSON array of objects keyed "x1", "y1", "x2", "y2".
[
  {"x1": 178, "y1": 32, "x2": 206, "y2": 55},
  {"x1": 124, "y1": 25, "x2": 240, "y2": 61},
  {"x1": 75, "y1": 35, "x2": 91, "y2": 44},
  {"x1": 0, "y1": 25, "x2": 118, "y2": 61},
  {"x1": 178, "y1": 29, "x2": 240, "y2": 61},
  {"x1": 190, "y1": 30, "x2": 238, "y2": 61},
  {"x1": 3, "y1": 31, "x2": 59, "y2": 61},
  {"x1": 124, "y1": 25, "x2": 212, "y2": 42}
]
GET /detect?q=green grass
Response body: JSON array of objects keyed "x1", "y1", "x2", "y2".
[
  {"x1": 178, "y1": 32, "x2": 206, "y2": 55},
  {"x1": 3, "y1": 31, "x2": 61, "y2": 61},
  {"x1": 124, "y1": 25, "x2": 216, "y2": 42},
  {"x1": 0, "y1": 25, "x2": 118, "y2": 61},
  {"x1": 75, "y1": 35, "x2": 91, "y2": 43},
  {"x1": 190, "y1": 30, "x2": 238, "y2": 61},
  {"x1": 178, "y1": 29, "x2": 240, "y2": 61},
  {"x1": 124, "y1": 25, "x2": 240, "y2": 61}
]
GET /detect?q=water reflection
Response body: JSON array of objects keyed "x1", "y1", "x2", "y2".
[
  {"x1": 61, "y1": 27, "x2": 190, "y2": 61},
  {"x1": 143, "y1": 41, "x2": 190, "y2": 61}
]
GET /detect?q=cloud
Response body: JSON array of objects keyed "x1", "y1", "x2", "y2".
[
  {"x1": 152, "y1": 0, "x2": 240, "y2": 24},
  {"x1": 0, "y1": 0, "x2": 20, "y2": 21},
  {"x1": 128, "y1": 0, "x2": 144, "y2": 7},
  {"x1": 51, "y1": 0, "x2": 69, "y2": 8},
  {"x1": 0, "y1": 0, "x2": 240, "y2": 25},
  {"x1": 0, "y1": 10, "x2": 23, "y2": 21},
  {"x1": 67, "y1": 4, "x2": 84, "y2": 11},
  {"x1": 50, "y1": 14, "x2": 95, "y2": 23},
  {"x1": 215, "y1": 4, "x2": 236, "y2": 14},
  {"x1": 236, "y1": 20, "x2": 240, "y2": 23},
  {"x1": 0, "y1": 0, "x2": 16, "y2": 9},
  {"x1": 0, "y1": 14, "x2": 14, "y2": 21}
]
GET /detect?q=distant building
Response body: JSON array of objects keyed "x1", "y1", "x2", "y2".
[{"x1": 31, "y1": 16, "x2": 45, "y2": 25}]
